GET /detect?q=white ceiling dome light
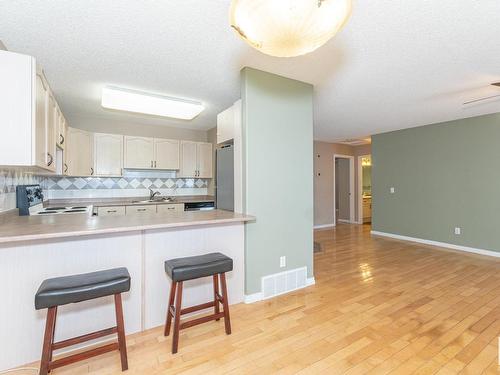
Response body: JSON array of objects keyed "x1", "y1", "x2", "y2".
[{"x1": 229, "y1": 0, "x2": 352, "y2": 57}]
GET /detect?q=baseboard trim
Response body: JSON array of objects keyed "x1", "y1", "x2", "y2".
[
  {"x1": 314, "y1": 223, "x2": 335, "y2": 229},
  {"x1": 243, "y1": 276, "x2": 316, "y2": 304},
  {"x1": 244, "y1": 292, "x2": 263, "y2": 304},
  {"x1": 371, "y1": 230, "x2": 500, "y2": 258}
]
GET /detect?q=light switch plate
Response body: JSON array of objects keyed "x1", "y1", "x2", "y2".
[
  {"x1": 455, "y1": 227, "x2": 461, "y2": 235},
  {"x1": 280, "y1": 256, "x2": 286, "y2": 268},
  {"x1": 390, "y1": 187, "x2": 395, "y2": 194}
]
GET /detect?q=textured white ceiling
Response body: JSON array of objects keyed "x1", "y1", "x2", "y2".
[{"x1": 1, "y1": 0, "x2": 499, "y2": 141}]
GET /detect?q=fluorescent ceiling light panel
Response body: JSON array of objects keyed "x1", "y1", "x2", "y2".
[{"x1": 101, "y1": 86, "x2": 204, "y2": 120}]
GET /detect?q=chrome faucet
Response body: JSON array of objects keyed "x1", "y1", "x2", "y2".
[{"x1": 149, "y1": 188, "x2": 161, "y2": 200}]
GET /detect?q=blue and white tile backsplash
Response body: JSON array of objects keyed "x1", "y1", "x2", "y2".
[
  {"x1": 0, "y1": 168, "x2": 210, "y2": 211},
  {"x1": 45, "y1": 177, "x2": 208, "y2": 190}
]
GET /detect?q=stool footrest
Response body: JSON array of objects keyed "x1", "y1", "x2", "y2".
[
  {"x1": 180, "y1": 312, "x2": 226, "y2": 330},
  {"x1": 49, "y1": 342, "x2": 119, "y2": 371},
  {"x1": 52, "y1": 327, "x2": 118, "y2": 350}
]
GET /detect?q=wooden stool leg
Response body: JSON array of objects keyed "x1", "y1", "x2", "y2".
[
  {"x1": 40, "y1": 306, "x2": 57, "y2": 375},
  {"x1": 172, "y1": 281, "x2": 183, "y2": 354},
  {"x1": 213, "y1": 274, "x2": 220, "y2": 321},
  {"x1": 164, "y1": 281, "x2": 177, "y2": 336},
  {"x1": 114, "y1": 294, "x2": 128, "y2": 371},
  {"x1": 220, "y1": 273, "x2": 232, "y2": 335}
]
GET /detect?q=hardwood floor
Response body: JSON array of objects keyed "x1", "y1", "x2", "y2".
[{"x1": 27, "y1": 224, "x2": 500, "y2": 374}]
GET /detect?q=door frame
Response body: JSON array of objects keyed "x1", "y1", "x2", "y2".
[
  {"x1": 357, "y1": 154, "x2": 371, "y2": 224},
  {"x1": 333, "y1": 154, "x2": 355, "y2": 224}
]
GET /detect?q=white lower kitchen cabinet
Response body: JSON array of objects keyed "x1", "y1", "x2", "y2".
[
  {"x1": 157, "y1": 203, "x2": 184, "y2": 214},
  {"x1": 93, "y1": 133, "x2": 123, "y2": 176},
  {"x1": 125, "y1": 205, "x2": 156, "y2": 215},
  {"x1": 96, "y1": 206, "x2": 126, "y2": 217}
]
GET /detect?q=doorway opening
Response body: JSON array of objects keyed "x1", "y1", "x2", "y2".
[
  {"x1": 333, "y1": 154, "x2": 354, "y2": 225},
  {"x1": 357, "y1": 154, "x2": 372, "y2": 224}
]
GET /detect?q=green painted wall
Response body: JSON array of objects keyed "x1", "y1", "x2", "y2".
[
  {"x1": 372, "y1": 113, "x2": 500, "y2": 252},
  {"x1": 241, "y1": 67, "x2": 314, "y2": 294}
]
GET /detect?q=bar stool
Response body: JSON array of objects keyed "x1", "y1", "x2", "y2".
[
  {"x1": 35, "y1": 268, "x2": 131, "y2": 375},
  {"x1": 164, "y1": 252, "x2": 233, "y2": 353}
]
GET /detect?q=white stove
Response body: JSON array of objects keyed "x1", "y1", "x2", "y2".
[
  {"x1": 16, "y1": 184, "x2": 93, "y2": 216},
  {"x1": 31, "y1": 204, "x2": 93, "y2": 216}
]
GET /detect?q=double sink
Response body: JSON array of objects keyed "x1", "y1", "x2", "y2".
[{"x1": 131, "y1": 197, "x2": 176, "y2": 204}]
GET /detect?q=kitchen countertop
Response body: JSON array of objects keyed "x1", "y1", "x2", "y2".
[
  {"x1": 45, "y1": 195, "x2": 215, "y2": 208},
  {"x1": 0, "y1": 209, "x2": 254, "y2": 244}
]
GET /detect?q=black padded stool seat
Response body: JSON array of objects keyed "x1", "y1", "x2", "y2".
[
  {"x1": 164, "y1": 252, "x2": 233, "y2": 282},
  {"x1": 35, "y1": 267, "x2": 131, "y2": 310}
]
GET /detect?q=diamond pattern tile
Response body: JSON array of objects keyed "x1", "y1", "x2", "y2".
[{"x1": 19, "y1": 176, "x2": 209, "y2": 192}]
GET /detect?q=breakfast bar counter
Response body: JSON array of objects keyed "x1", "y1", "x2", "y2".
[
  {"x1": 0, "y1": 209, "x2": 254, "y2": 371},
  {"x1": 0, "y1": 209, "x2": 253, "y2": 243}
]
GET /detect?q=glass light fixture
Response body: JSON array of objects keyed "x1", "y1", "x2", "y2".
[
  {"x1": 101, "y1": 86, "x2": 204, "y2": 120},
  {"x1": 229, "y1": 0, "x2": 352, "y2": 57}
]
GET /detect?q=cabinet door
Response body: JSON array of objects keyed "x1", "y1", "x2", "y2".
[
  {"x1": 197, "y1": 142, "x2": 213, "y2": 178},
  {"x1": 34, "y1": 74, "x2": 48, "y2": 168},
  {"x1": 56, "y1": 108, "x2": 66, "y2": 149},
  {"x1": 66, "y1": 127, "x2": 93, "y2": 176},
  {"x1": 94, "y1": 133, "x2": 123, "y2": 176},
  {"x1": 124, "y1": 136, "x2": 154, "y2": 169},
  {"x1": 179, "y1": 141, "x2": 198, "y2": 177},
  {"x1": 45, "y1": 93, "x2": 57, "y2": 172},
  {"x1": 154, "y1": 138, "x2": 179, "y2": 170},
  {"x1": 216, "y1": 106, "x2": 234, "y2": 144}
]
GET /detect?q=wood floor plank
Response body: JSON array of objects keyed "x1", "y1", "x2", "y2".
[{"x1": 19, "y1": 224, "x2": 500, "y2": 374}]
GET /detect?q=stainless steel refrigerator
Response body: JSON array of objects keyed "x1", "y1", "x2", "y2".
[{"x1": 216, "y1": 145, "x2": 234, "y2": 211}]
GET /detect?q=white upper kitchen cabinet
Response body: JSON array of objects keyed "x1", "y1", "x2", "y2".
[
  {"x1": 45, "y1": 92, "x2": 57, "y2": 172},
  {"x1": 179, "y1": 141, "x2": 198, "y2": 177},
  {"x1": 94, "y1": 133, "x2": 123, "y2": 176},
  {"x1": 216, "y1": 105, "x2": 234, "y2": 144},
  {"x1": 56, "y1": 108, "x2": 67, "y2": 150},
  {"x1": 197, "y1": 142, "x2": 213, "y2": 178},
  {"x1": 124, "y1": 136, "x2": 155, "y2": 169},
  {"x1": 66, "y1": 127, "x2": 94, "y2": 176},
  {"x1": 154, "y1": 138, "x2": 180, "y2": 170},
  {"x1": 0, "y1": 50, "x2": 56, "y2": 171},
  {"x1": 179, "y1": 141, "x2": 212, "y2": 178}
]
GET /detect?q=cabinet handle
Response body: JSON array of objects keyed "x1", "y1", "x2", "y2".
[
  {"x1": 60, "y1": 134, "x2": 65, "y2": 145},
  {"x1": 107, "y1": 210, "x2": 117, "y2": 213},
  {"x1": 137, "y1": 208, "x2": 146, "y2": 212},
  {"x1": 154, "y1": 160, "x2": 157, "y2": 168},
  {"x1": 90, "y1": 167, "x2": 94, "y2": 175},
  {"x1": 47, "y1": 153, "x2": 53, "y2": 166},
  {"x1": 151, "y1": 160, "x2": 153, "y2": 168},
  {"x1": 168, "y1": 207, "x2": 174, "y2": 210},
  {"x1": 64, "y1": 163, "x2": 68, "y2": 173}
]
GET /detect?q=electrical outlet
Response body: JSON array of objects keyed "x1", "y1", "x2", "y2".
[
  {"x1": 454, "y1": 227, "x2": 461, "y2": 235},
  {"x1": 390, "y1": 187, "x2": 395, "y2": 194},
  {"x1": 280, "y1": 256, "x2": 286, "y2": 268}
]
